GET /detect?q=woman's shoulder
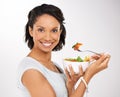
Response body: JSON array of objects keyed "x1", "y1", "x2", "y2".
[
  {"x1": 18, "y1": 56, "x2": 46, "y2": 73},
  {"x1": 19, "y1": 56, "x2": 37, "y2": 66}
]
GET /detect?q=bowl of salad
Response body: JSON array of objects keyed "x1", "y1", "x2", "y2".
[{"x1": 63, "y1": 56, "x2": 91, "y2": 74}]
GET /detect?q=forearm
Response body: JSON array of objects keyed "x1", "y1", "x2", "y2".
[
  {"x1": 69, "y1": 73, "x2": 93, "y2": 97},
  {"x1": 67, "y1": 87, "x2": 75, "y2": 97}
]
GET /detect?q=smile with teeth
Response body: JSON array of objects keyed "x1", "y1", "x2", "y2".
[{"x1": 42, "y1": 42, "x2": 52, "y2": 47}]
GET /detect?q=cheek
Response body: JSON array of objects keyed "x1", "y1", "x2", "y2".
[
  {"x1": 35, "y1": 32, "x2": 42, "y2": 38},
  {"x1": 32, "y1": 33, "x2": 41, "y2": 41},
  {"x1": 53, "y1": 33, "x2": 61, "y2": 41}
]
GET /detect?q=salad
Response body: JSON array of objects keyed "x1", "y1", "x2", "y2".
[{"x1": 64, "y1": 56, "x2": 90, "y2": 62}]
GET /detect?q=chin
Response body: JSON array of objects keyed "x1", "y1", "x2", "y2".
[{"x1": 42, "y1": 48, "x2": 53, "y2": 53}]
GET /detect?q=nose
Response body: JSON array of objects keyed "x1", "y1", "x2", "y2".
[{"x1": 44, "y1": 32, "x2": 51, "y2": 40}]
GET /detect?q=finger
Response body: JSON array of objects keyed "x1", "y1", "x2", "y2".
[
  {"x1": 64, "y1": 67, "x2": 71, "y2": 80},
  {"x1": 105, "y1": 57, "x2": 111, "y2": 64},
  {"x1": 91, "y1": 55, "x2": 100, "y2": 60},
  {"x1": 68, "y1": 65, "x2": 75, "y2": 76},
  {"x1": 106, "y1": 54, "x2": 111, "y2": 58},
  {"x1": 100, "y1": 56, "x2": 111, "y2": 69},
  {"x1": 79, "y1": 65, "x2": 84, "y2": 76},
  {"x1": 91, "y1": 53, "x2": 103, "y2": 60},
  {"x1": 95, "y1": 54, "x2": 108, "y2": 65}
]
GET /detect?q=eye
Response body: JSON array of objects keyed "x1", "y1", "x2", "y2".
[
  {"x1": 38, "y1": 28, "x2": 44, "y2": 32},
  {"x1": 52, "y1": 29, "x2": 58, "y2": 33}
]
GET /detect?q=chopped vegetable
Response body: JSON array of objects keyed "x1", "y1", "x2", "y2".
[
  {"x1": 76, "y1": 56, "x2": 83, "y2": 62},
  {"x1": 72, "y1": 42, "x2": 82, "y2": 50},
  {"x1": 84, "y1": 56, "x2": 90, "y2": 62}
]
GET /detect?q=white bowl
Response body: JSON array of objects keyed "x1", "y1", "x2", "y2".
[{"x1": 63, "y1": 60, "x2": 90, "y2": 74}]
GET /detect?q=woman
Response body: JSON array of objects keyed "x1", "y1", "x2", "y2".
[{"x1": 17, "y1": 4, "x2": 110, "y2": 97}]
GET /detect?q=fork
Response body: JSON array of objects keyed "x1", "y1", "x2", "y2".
[{"x1": 77, "y1": 49, "x2": 101, "y2": 56}]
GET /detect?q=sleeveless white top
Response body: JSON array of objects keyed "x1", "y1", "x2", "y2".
[{"x1": 17, "y1": 57, "x2": 68, "y2": 97}]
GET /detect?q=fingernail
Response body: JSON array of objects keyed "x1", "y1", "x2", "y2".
[
  {"x1": 104, "y1": 52, "x2": 110, "y2": 58},
  {"x1": 68, "y1": 64, "x2": 72, "y2": 68}
]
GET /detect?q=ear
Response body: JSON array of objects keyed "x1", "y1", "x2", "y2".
[{"x1": 29, "y1": 26, "x2": 33, "y2": 37}]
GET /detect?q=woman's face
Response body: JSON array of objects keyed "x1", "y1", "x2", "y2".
[{"x1": 29, "y1": 14, "x2": 61, "y2": 52}]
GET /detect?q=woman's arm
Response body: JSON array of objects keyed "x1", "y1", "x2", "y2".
[{"x1": 22, "y1": 69, "x2": 56, "y2": 97}]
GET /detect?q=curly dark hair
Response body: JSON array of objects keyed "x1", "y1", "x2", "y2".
[{"x1": 25, "y1": 4, "x2": 66, "y2": 51}]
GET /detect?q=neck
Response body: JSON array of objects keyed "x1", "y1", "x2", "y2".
[{"x1": 28, "y1": 48, "x2": 52, "y2": 63}]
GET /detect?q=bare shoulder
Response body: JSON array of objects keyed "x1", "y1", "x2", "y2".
[{"x1": 22, "y1": 69, "x2": 56, "y2": 97}]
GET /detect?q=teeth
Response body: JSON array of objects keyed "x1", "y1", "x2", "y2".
[{"x1": 42, "y1": 43, "x2": 52, "y2": 47}]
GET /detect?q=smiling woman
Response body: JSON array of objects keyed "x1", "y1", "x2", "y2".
[
  {"x1": 25, "y1": 4, "x2": 66, "y2": 51},
  {"x1": 17, "y1": 3, "x2": 111, "y2": 97},
  {"x1": 28, "y1": 14, "x2": 62, "y2": 52},
  {"x1": 17, "y1": 4, "x2": 68, "y2": 97}
]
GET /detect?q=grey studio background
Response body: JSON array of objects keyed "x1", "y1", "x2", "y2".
[{"x1": 0, "y1": 0, "x2": 120, "y2": 97}]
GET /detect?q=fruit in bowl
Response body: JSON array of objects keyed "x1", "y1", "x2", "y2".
[{"x1": 63, "y1": 56, "x2": 90, "y2": 74}]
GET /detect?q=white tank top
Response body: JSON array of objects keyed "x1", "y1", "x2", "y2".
[{"x1": 17, "y1": 57, "x2": 68, "y2": 97}]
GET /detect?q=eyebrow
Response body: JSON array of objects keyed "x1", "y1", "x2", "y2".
[
  {"x1": 36, "y1": 25, "x2": 44, "y2": 28},
  {"x1": 36, "y1": 25, "x2": 59, "y2": 29}
]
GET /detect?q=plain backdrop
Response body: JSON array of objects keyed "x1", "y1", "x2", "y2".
[{"x1": 0, "y1": 0, "x2": 120, "y2": 97}]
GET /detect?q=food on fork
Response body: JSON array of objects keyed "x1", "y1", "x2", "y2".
[
  {"x1": 72, "y1": 42, "x2": 82, "y2": 50},
  {"x1": 72, "y1": 42, "x2": 101, "y2": 56}
]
